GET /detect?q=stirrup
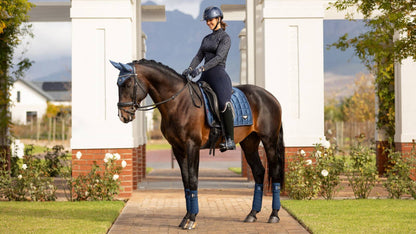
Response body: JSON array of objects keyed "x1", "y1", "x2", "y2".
[{"x1": 219, "y1": 138, "x2": 236, "y2": 152}]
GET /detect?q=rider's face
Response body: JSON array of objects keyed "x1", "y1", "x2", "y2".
[{"x1": 206, "y1": 18, "x2": 219, "y2": 30}]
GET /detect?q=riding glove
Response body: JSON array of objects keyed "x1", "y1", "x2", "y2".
[
  {"x1": 182, "y1": 67, "x2": 193, "y2": 76},
  {"x1": 190, "y1": 66, "x2": 204, "y2": 78}
]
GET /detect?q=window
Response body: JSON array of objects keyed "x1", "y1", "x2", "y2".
[
  {"x1": 17, "y1": 91, "x2": 21, "y2": 103},
  {"x1": 26, "y1": 111, "x2": 37, "y2": 124}
]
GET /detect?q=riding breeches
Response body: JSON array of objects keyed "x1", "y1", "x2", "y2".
[{"x1": 200, "y1": 65, "x2": 232, "y2": 111}]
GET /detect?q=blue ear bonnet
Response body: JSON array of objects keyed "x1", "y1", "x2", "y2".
[{"x1": 109, "y1": 60, "x2": 135, "y2": 86}]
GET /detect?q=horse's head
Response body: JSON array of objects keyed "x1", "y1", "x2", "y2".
[{"x1": 110, "y1": 60, "x2": 148, "y2": 123}]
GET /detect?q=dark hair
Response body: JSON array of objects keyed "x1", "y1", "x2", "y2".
[{"x1": 220, "y1": 19, "x2": 228, "y2": 30}]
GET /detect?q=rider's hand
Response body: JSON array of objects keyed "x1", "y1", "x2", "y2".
[
  {"x1": 182, "y1": 67, "x2": 193, "y2": 76},
  {"x1": 190, "y1": 66, "x2": 204, "y2": 78}
]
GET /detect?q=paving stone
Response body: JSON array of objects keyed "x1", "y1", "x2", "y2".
[{"x1": 108, "y1": 188, "x2": 308, "y2": 234}]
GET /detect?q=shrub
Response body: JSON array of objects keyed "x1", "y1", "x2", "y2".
[
  {"x1": 345, "y1": 136, "x2": 378, "y2": 199},
  {"x1": 0, "y1": 145, "x2": 56, "y2": 201},
  {"x1": 286, "y1": 149, "x2": 321, "y2": 200},
  {"x1": 70, "y1": 153, "x2": 124, "y2": 201},
  {"x1": 286, "y1": 139, "x2": 344, "y2": 200},
  {"x1": 315, "y1": 140, "x2": 344, "y2": 200},
  {"x1": 383, "y1": 142, "x2": 416, "y2": 199},
  {"x1": 0, "y1": 156, "x2": 12, "y2": 199},
  {"x1": 44, "y1": 145, "x2": 68, "y2": 177},
  {"x1": 1, "y1": 144, "x2": 125, "y2": 201}
]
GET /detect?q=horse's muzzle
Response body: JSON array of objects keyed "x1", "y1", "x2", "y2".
[{"x1": 118, "y1": 108, "x2": 136, "y2": 123}]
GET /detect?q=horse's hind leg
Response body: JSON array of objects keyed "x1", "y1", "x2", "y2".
[
  {"x1": 240, "y1": 133, "x2": 265, "y2": 223},
  {"x1": 260, "y1": 128, "x2": 284, "y2": 223}
]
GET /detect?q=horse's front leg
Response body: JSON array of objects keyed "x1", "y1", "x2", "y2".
[{"x1": 174, "y1": 143, "x2": 200, "y2": 230}]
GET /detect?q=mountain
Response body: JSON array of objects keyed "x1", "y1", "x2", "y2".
[{"x1": 26, "y1": 56, "x2": 71, "y2": 82}]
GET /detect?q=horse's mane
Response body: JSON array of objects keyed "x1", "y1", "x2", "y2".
[{"x1": 133, "y1": 59, "x2": 184, "y2": 80}]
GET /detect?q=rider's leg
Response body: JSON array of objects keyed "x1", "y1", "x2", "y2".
[{"x1": 219, "y1": 102, "x2": 235, "y2": 151}]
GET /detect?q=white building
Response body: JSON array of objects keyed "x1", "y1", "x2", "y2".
[
  {"x1": 10, "y1": 79, "x2": 52, "y2": 125},
  {"x1": 10, "y1": 79, "x2": 72, "y2": 125}
]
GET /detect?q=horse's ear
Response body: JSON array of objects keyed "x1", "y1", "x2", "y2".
[
  {"x1": 120, "y1": 63, "x2": 133, "y2": 72},
  {"x1": 109, "y1": 60, "x2": 123, "y2": 71}
]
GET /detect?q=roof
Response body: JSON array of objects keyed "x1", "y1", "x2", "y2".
[
  {"x1": 16, "y1": 79, "x2": 54, "y2": 101},
  {"x1": 15, "y1": 79, "x2": 72, "y2": 102},
  {"x1": 33, "y1": 81, "x2": 71, "y2": 102}
]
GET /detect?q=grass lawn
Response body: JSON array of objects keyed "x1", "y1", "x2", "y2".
[
  {"x1": 146, "y1": 141, "x2": 171, "y2": 151},
  {"x1": 0, "y1": 201, "x2": 125, "y2": 234},
  {"x1": 283, "y1": 199, "x2": 416, "y2": 233},
  {"x1": 228, "y1": 167, "x2": 242, "y2": 174}
]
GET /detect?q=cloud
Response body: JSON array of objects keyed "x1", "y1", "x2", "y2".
[
  {"x1": 324, "y1": 72, "x2": 364, "y2": 99},
  {"x1": 16, "y1": 22, "x2": 71, "y2": 62},
  {"x1": 143, "y1": 0, "x2": 204, "y2": 19}
]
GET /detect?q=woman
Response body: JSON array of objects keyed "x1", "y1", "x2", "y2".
[{"x1": 182, "y1": 6, "x2": 235, "y2": 152}]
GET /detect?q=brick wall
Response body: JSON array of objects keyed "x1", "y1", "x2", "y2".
[
  {"x1": 395, "y1": 141, "x2": 416, "y2": 180},
  {"x1": 72, "y1": 144, "x2": 146, "y2": 199}
]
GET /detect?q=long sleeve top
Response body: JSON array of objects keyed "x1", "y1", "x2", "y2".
[{"x1": 189, "y1": 28, "x2": 231, "y2": 71}]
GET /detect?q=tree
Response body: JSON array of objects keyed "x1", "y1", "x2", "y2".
[
  {"x1": 343, "y1": 74, "x2": 375, "y2": 122},
  {"x1": 0, "y1": 0, "x2": 33, "y2": 169},
  {"x1": 329, "y1": 0, "x2": 416, "y2": 144}
]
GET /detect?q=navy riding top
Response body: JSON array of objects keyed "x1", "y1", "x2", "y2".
[{"x1": 189, "y1": 28, "x2": 231, "y2": 71}]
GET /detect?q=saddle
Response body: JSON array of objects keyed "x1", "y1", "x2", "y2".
[{"x1": 198, "y1": 81, "x2": 253, "y2": 155}]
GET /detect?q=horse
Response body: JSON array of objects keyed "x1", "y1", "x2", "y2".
[{"x1": 110, "y1": 59, "x2": 285, "y2": 230}]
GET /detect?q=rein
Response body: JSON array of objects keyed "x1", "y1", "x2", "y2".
[{"x1": 117, "y1": 66, "x2": 202, "y2": 113}]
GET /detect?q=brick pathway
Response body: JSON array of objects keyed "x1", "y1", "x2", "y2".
[
  {"x1": 108, "y1": 188, "x2": 308, "y2": 233},
  {"x1": 109, "y1": 166, "x2": 309, "y2": 234},
  {"x1": 108, "y1": 148, "x2": 391, "y2": 233}
]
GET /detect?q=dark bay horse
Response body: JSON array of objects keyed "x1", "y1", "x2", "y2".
[{"x1": 111, "y1": 59, "x2": 285, "y2": 229}]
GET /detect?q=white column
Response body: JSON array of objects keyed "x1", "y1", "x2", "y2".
[
  {"x1": 395, "y1": 58, "x2": 416, "y2": 143},
  {"x1": 254, "y1": 1, "x2": 265, "y2": 88},
  {"x1": 239, "y1": 28, "x2": 247, "y2": 85},
  {"x1": 132, "y1": 0, "x2": 147, "y2": 146},
  {"x1": 262, "y1": 0, "x2": 325, "y2": 146},
  {"x1": 71, "y1": 0, "x2": 143, "y2": 149},
  {"x1": 246, "y1": 0, "x2": 256, "y2": 85}
]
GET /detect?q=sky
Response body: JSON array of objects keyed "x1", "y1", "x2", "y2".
[{"x1": 16, "y1": 0, "x2": 367, "y2": 96}]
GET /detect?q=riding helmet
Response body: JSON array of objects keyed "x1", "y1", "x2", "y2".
[{"x1": 203, "y1": 6, "x2": 223, "y2": 21}]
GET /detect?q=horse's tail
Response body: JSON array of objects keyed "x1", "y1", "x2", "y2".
[{"x1": 269, "y1": 124, "x2": 285, "y2": 190}]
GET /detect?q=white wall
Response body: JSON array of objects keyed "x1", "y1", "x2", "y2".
[
  {"x1": 10, "y1": 81, "x2": 48, "y2": 124},
  {"x1": 395, "y1": 58, "x2": 416, "y2": 143},
  {"x1": 71, "y1": 0, "x2": 146, "y2": 149},
  {"x1": 262, "y1": 0, "x2": 325, "y2": 146}
]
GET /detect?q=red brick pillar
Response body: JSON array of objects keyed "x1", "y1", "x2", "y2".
[
  {"x1": 72, "y1": 144, "x2": 146, "y2": 199},
  {"x1": 395, "y1": 141, "x2": 416, "y2": 180}
]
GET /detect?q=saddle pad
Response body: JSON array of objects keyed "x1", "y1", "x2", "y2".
[{"x1": 201, "y1": 87, "x2": 253, "y2": 128}]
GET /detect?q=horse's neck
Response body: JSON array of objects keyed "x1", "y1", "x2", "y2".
[{"x1": 141, "y1": 65, "x2": 185, "y2": 113}]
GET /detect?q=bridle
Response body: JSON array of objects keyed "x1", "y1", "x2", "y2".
[{"x1": 117, "y1": 65, "x2": 201, "y2": 117}]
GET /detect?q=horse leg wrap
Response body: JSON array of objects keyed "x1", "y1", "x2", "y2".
[
  {"x1": 272, "y1": 183, "x2": 281, "y2": 210},
  {"x1": 252, "y1": 184, "x2": 263, "y2": 212},
  {"x1": 190, "y1": 190, "x2": 199, "y2": 215},
  {"x1": 184, "y1": 189, "x2": 191, "y2": 213}
]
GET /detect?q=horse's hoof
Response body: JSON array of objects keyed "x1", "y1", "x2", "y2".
[
  {"x1": 268, "y1": 215, "x2": 280, "y2": 223},
  {"x1": 244, "y1": 214, "x2": 257, "y2": 223},
  {"x1": 178, "y1": 218, "x2": 188, "y2": 228},
  {"x1": 183, "y1": 220, "x2": 197, "y2": 230}
]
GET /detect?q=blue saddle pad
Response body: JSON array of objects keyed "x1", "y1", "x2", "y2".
[{"x1": 201, "y1": 87, "x2": 253, "y2": 128}]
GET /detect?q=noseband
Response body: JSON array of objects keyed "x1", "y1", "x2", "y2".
[{"x1": 117, "y1": 65, "x2": 199, "y2": 117}]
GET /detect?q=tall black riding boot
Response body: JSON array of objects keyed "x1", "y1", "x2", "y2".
[{"x1": 219, "y1": 103, "x2": 236, "y2": 152}]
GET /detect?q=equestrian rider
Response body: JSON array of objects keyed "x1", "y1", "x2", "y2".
[{"x1": 182, "y1": 6, "x2": 235, "y2": 152}]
